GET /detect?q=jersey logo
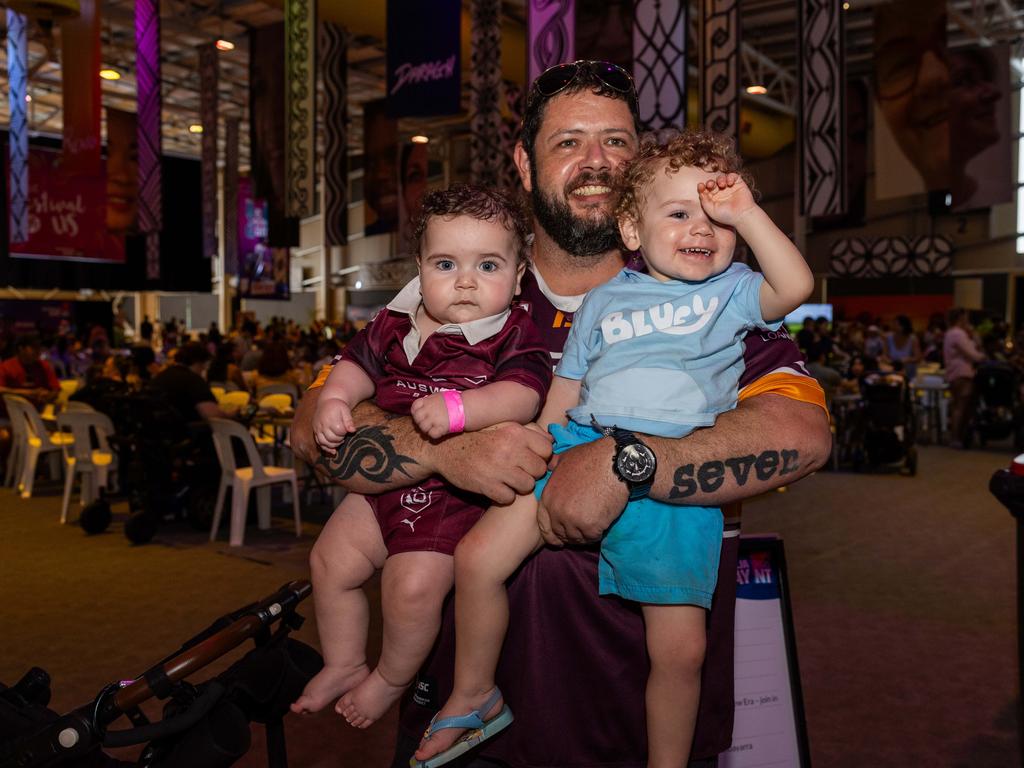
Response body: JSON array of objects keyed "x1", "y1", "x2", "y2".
[
  {"x1": 401, "y1": 487, "x2": 433, "y2": 515},
  {"x1": 462, "y1": 376, "x2": 488, "y2": 386},
  {"x1": 552, "y1": 310, "x2": 573, "y2": 329},
  {"x1": 600, "y1": 295, "x2": 719, "y2": 344},
  {"x1": 401, "y1": 515, "x2": 422, "y2": 532}
]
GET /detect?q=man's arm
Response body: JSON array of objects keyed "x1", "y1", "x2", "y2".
[
  {"x1": 536, "y1": 393, "x2": 831, "y2": 544},
  {"x1": 291, "y1": 384, "x2": 552, "y2": 504}
]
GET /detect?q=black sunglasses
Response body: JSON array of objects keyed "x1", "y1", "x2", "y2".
[{"x1": 527, "y1": 60, "x2": 637, "y2": 110}]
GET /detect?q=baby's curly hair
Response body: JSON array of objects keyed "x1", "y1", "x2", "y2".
[
  {"x1": 615, "y1": 129, "x2": 756, "y2": 224},
  {"x1": 412, "y1": 184, "x2": 531, "y2": 264}
]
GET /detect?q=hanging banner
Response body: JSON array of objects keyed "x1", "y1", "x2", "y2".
[
  {"x1": 398, "y1": 142, "x2": 429, "y2": 252},
  {"x1": 470, "y1": 0, "x2": 502, "y2": 187},
  {"x1": 250, "y1": 23, "x2": 299, "y2": 247},
  {"x1": 799, "y1": 0, "x2": 845, "y2": 217},
  {"x1": 223, "y1": 117, "x2": 240, "y2": 276},
  {"x1": 8, "y1": 148, "x2": 125, "y2": 263},
  {"x1": 238, "y1": 176, "x2": 290, "y2": 300},
  {"x1": 528, "y1": 0, "x2": 574, "y2": 85},
  {"x1": 136, "y1": 0, "x2": 162, "y2": 280},
  {"x1": 700, "y1": 0, "x2": 740, "y2": 143},
  {"x1": 199, "y1": 42, "x2": 218, "y2": 260},
  {"x1": 576, "y1": 0, "x2": 631, "y2": 68},
  {"x1": 285, "y1": 0, "x2": 317, "y2": 216},
  {"x1": 633, "y1": 0, "x2": 687, "y2": 131},
  {"x1": 872, "y1": 0, "x2": 948, "y2": 199},
  {"x1": 950, "y1": 44, "x2": 1013, "y2": 212},
  {"x1": 322, "y1": 22, "x2": 350, "y2": 246},
  {"x1": 7, "y1": 10, "x2": 29, "y2": 243},
  {"x1": 813, "y1": 79, "x2": 869, "y2": 230},
  {"x1": 105, "y1": 108, "x2": 139, "y2": 235},
  {"x1": 60, "y1": 0, "x2": 102, "y2": 178},
  {"x1": 386, "y1": 0, "x2": 461, "y2": 117},
  {"x1": 363, "y1": 99, "x2": 399, "y2": 237}
]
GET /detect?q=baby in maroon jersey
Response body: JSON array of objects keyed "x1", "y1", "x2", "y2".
[{"x1": 290, "y1": 185, "x2": 552, "y2": 728}]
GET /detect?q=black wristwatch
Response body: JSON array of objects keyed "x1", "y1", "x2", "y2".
[{"x1": 591, "y1": 416, "x2": 657, "y2": 501}]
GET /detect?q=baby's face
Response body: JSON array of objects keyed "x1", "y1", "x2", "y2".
[
  {"x1": 417, "y1": 214, "x2": 524, "y2": 326},
  {"x1": 620, "y1": 164, "x2": 736, "y2": 283}
]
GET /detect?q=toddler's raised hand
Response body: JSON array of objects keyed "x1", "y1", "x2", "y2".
[
  {"x1": 313, "y1": 396, "x2": 355, "y2": 456},
  {"x1": 411, "y1": 393, "x2": 454, "y2": 439},
  {"x1": 697, "y1": 173, "x2": 756, "y2": 227}
]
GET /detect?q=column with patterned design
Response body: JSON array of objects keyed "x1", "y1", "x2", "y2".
[
  {"x1": 470, "y1": 0, "x2": 503, "y2": 187},
  {"x1": 7, "y1": 10, "x2": 28, "y2": 243},
  {"x1": 286, "y1": 0, "x2": 317, "y2": 218},
  {"x1": 633, "y1": 0, "x2": 687, "y2": 132},
  {"x1": 321, "y1": 23, "x2": 348, "y2": 246},
  {"x1": 135, "y1": 0, "x2": 162, "y2": 280},
  {"x1": 799, "y1": 0, "x2": 845, "y2": 217},
  {"x1": 699, "y1": 0, "x2": 739, "y2": 144},
  {"x1": 528, "y1": 0, "x2": 574, "y2": 85},
  {"x1": 199, "y1": 43, "x2": 218, "y2": 261},
  {"x1": 223, "y1": 118, "x2": 240, "y2": 277}
]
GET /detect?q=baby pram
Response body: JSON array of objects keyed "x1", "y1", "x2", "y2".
[
  {"x1": 967, "y1": 361, "x2": 1024, "y2": 450},
  {"x1": 843, "y1": 374, "x2": 918, "y2": 475},
  {"x1": 0, "y1": 580, "x2": 320, "y2": 768}
]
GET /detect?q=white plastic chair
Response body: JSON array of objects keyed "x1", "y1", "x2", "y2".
[
  {"x1": 3, "y1": 395, "x2": 27, "y2": 488},
  {"x1": 5, "y1": 395, "x2": 73, "y2": 498},
  {"x1": 56, "y1": 410, "x2": 117, "y2": 524},
  {"x1": 208, "y1": 418, "x2": 301, "y2": 547}
]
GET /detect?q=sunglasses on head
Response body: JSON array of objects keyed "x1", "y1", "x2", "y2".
[{"x1": 528, "y1": 60, "x2": 637, "y2": 109}]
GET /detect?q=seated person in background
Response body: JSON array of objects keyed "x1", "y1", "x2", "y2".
[
  {"x1": 207, "y1": 342, "x2": 248, "y2": 392},
  {"x1": 149, "y1": 342, "x2": 232, "y2": 423},
  {"x1": 806, "y1": 341, "x2": 842, "y2": 405},
  {"x1": 291, "y1": 185, "x2": 552, "y2": 727},
  {"x1": 885, "y1": 315, "x2": 922, "y2": 382},
  {"x1": 252, "y1": 340, "x2": 305, "y2": 394},
  {"x1": 0, "y1": 334, "x2": 60, "y2": 409}
]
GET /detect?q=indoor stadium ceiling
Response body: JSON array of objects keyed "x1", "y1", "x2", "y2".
[{"x1": 0, "y1": 0, "x2": 1021, "y2": 167}]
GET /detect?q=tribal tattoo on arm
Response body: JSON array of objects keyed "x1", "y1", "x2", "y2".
[
  {"x1": 315, "y1": 425, "x2": 418, "y2": 486},
  {"x1": 668, "y1": 448, "x2": 801, "y2": 501}
]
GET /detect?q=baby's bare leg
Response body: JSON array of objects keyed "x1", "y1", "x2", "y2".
[
  {"x1": 414, "y1": 493, "x2": 543, "y2": 761},
  {"x1": 339, "y1": 550, "x2": 453, "y2": 727},
  {"x1": 642, "y1": 604, "x2": 707, "y2": 768},
  {"x1": 291, "y1": 493, "x2": 386, "y2": 715}
]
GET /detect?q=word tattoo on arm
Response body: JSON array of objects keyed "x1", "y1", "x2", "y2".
[
  {"x1": 669, "y1": 449, "x2": 800, "y2": 500},
  {"x1": 316, "y1": 425, "x2": 417, "y2": 485}
]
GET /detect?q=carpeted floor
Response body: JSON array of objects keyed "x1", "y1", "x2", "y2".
[{"x1": 1, "y1": 443, "x2": 1020, "y2": 767}]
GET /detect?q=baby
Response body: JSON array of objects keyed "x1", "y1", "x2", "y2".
[
  {"x1": 291, "y1": 185, "x2": 552, "y2": 728},
  {"x1": 414, "y1": 131, "x2": 814, "y2": 768}
]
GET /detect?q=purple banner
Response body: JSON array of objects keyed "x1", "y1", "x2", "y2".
[
  {"x1": 7, "y1": 10, "x2": 28, "y2": 243},
  {"x1": 528, "y1": 0, "x2": 575, "y2": 85},
  {"x1": 135, "y1": 0, "x2": 162, "y2": 236},
  {"x1": 386, "y1": 0, "x2": 461, "y2": 117},
  {"x1": 199, "y1": 42, "x2": 218, "y2": 260}
]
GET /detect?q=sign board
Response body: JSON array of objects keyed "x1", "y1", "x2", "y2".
[{"x1": 721, "y1": 535, "x2": 811, "y2": 768}]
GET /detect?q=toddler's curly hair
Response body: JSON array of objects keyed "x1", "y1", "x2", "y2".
[
  {"x1": 615, "y1": 129, "x2": 757, "y2": 224},
  {"x1": 412, "y1": 184, "x2": 531, "y2": 264}
]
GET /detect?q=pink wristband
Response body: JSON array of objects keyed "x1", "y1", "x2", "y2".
[{"x1": 442, "y1": 390, "x2": 466, "y2": 434}]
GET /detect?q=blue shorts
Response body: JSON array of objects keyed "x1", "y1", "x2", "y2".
[{"x1": 535, "y1": 420, "x2": 722, "y2": 607}]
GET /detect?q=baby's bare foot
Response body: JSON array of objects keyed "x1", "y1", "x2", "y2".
[
  {"x1": 336, "y1": 668, "x2": 408, "y2": 728},
  {"x1": 290, "y1": 663, "x2": 371, "y2": 715}
]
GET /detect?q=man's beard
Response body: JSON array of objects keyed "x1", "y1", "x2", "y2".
[{"x1": 530, "y1": 170, "x2": 622, "y2": 259}]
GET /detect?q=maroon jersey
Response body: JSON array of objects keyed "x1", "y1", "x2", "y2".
[{"x1": 398, "y1": 267, "x2": 815, "y2": 766}]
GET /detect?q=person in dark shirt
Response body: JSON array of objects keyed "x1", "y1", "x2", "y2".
[
  {"x1": 0, "y1": 334, "x2": 60, "y2": 411},
  {"x1": 149, "y1": 342, "x2": 230, "y2": 423}
]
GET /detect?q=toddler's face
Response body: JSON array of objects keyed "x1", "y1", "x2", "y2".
[
  {"x1": 417, "y1": 214, "x2": 525, "y2": 326},
  {"x1": 619, "y1": 164, "x2": 736, "y2": 283}
]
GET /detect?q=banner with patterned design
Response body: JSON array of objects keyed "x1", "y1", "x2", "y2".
[
  {"x1": 223, "y1": 117, "x2": 240, "y2": 275},
  {"x1": 699, "y1": 0, "x2": 739, "y2": 143},
  {"x1": 829, "y1": 236, "x2": 952, "y2": 278},
  {"x1": 199, "y1": 43, "x2": 218, "y2": 260},
  {"x1": 7, "y1": 10, "x2": 28, "y2": 244},
  {"x1": 633, "y1": 0, "x2": 687, "y2": 131},
  {"x1": 470, "y1": 0, "x2": 502, "y2": 187},
  {"x1": 286, "y1": 0, "x2": 317, "y2": 217},
  {"x1": 135, "y1": 0, "x2": 162, "y2": 239},
  {"x1": 321, "y1": 23, "x2": 349, "y2": 246},
  {"x1": 528, "y1": 0, "x2": 574, "y2": 85}
]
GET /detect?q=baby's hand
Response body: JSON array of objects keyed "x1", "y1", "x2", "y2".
[
  {"x1": 697, "y1": 173, "x2": 757, "y2": 227},
  {"x1": 411, "y1": 393, "x2": 453, "y2": 439},
  {"x1": 313, "y1": 397, "x2": 355, "y2": 455}
]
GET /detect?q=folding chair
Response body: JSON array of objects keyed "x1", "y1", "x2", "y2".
[{"x1": 56, "y1": 409, "x2": 117, "y2": 524}]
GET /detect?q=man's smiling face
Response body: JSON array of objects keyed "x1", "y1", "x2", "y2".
[{"x1": 520, "y1": 90, "x2": 639, "y2": 259}]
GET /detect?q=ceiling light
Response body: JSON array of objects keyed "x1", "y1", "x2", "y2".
[
  {"x1": 215, "y1": 39, "x2": 235, "y2": 51},
  {"x1": 188, "y1": 124, "x2": 203, "y2": 134},
  {"x1": 842, "y1": 2, "x2": 850, "y2": 8},
  {"x1": 746, "y1": 85, "x2": 767, "y2": 95},
  {"x1": 25, "y1": 94, "x2": 31, "y2": 102},
  {"x1": 99, "y1": 68, "x2": 121, "y2": 81},
  {"x1": 410, "y1": 135, "x2": 429, "y2": 144}
]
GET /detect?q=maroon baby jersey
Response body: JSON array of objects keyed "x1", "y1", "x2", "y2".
[{"x1": 397, "y1": 267, "x2": 816, "y2": 767}]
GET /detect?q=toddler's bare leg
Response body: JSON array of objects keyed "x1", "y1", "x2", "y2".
[
  {"x1": 338, "y1": 550, "x2": 454, "y2": 727},
  {"x1": 290, "y1": 493, "x2": 386, "y2": 714},
  {"x1": 642, "y1": 604, "x2": 707, "y2": 768},
  {"x1": 414, "y1": 493, "x2": 543, "y2": 761}
]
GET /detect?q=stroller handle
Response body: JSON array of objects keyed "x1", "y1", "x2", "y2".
[{"x1": 113, "y1": 580, "x2": 311, "y2": 712}]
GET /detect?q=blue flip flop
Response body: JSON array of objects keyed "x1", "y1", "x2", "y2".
[{"x1": 408, "y1": 688, "x2": 514, "y2": 768}]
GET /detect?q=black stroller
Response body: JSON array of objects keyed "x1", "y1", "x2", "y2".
[
  {"x1": 844, "y1": 375, "x2": 918, "y2": 475},
  {"x1": 967, "y1": 361, "x2": 1024, "y2": 450},
  {"x1": 0, "y1": 581, "x2": 321, "y2": 768}
]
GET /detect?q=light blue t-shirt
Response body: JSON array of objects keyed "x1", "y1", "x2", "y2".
[{"x1": 556, "y1": 263, "x2": 782, "y2": 438}]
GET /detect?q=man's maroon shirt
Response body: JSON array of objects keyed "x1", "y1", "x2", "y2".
[{"x1": 397, "y1": 268, "x2": 814, "y2": 767}]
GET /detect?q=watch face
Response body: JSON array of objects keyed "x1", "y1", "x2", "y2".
[{"x1": 616, "y1": 443, "x2": 656, "y2": 483}]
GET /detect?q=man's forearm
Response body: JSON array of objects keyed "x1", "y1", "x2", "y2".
[{"x1": 648, "y1": 394, "x2": 831, "y2": 506}]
